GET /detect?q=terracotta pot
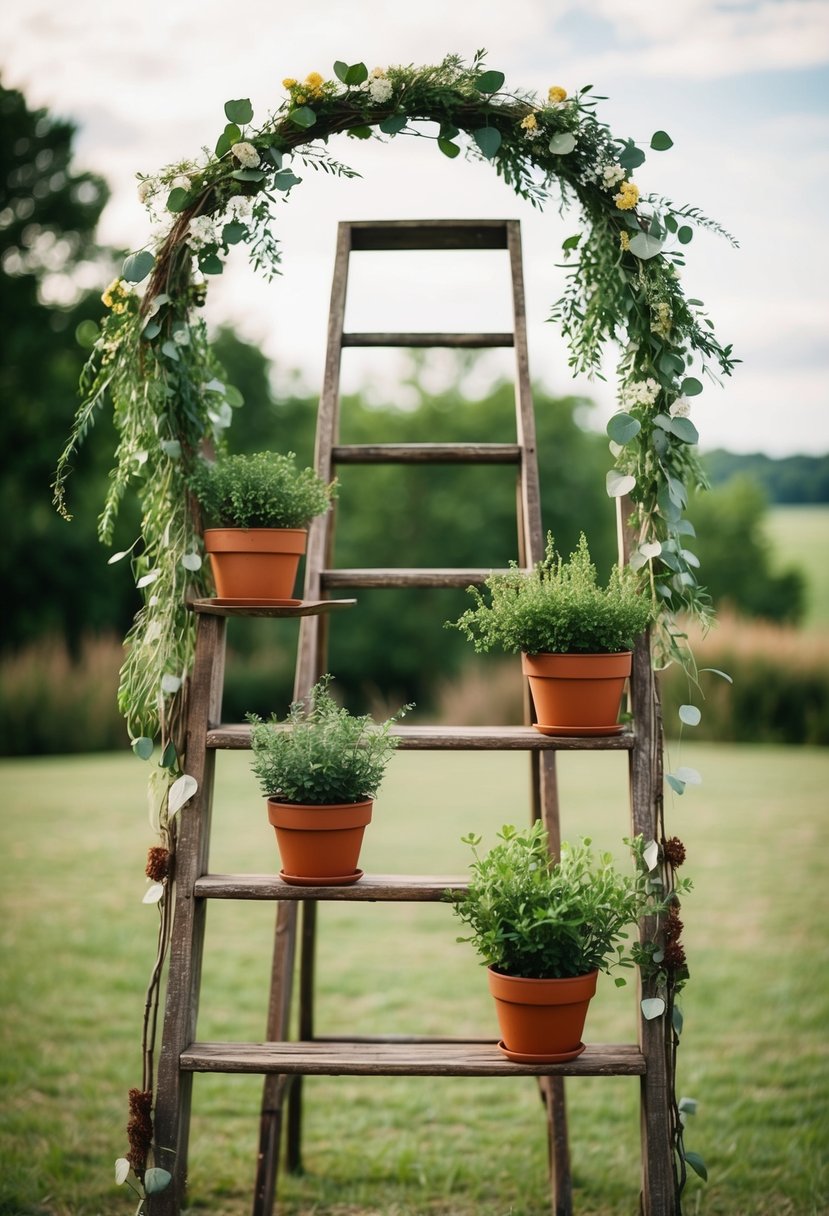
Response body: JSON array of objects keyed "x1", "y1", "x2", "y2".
[
  {"x1": 521, "y1": 651, "x2": 632, "y2": 737},
  {"x1": 266, "y1": 798, "x2": 372, "y2": 885},
  {"x1": 487, "y1": 967, "x2": 598, "y2": 1063},
  {"x1": 203, "y1": 528, "x2": 307, "y2": 600}
]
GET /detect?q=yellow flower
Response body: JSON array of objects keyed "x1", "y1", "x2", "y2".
[
  {"x1": 305, "y1": 71, "x2": 324, "y2": 89},
  {"x1": 619, "y1": 231, "x2": 631, "y2": 252},
  {"x1": 520, "y1": 113, "x2": 538, "y2": 131},
  {"x1": 614, "y1": 180, "x2": 639, "y2": 211},
  {"x1": 295, "y1": 94, "x2": 307, "y2": 104},
  {"x1": 102, "y1": 278, "x2": 128, "y2": 311},
  {"x1": 548, "y1": 86, "x2": 567, "y2": 104},
  {"x1": 282, "y1": 77, "x2": 297, "y2": 89}
]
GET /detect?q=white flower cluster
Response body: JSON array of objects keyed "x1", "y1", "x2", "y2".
[
  {"x1": 619, "y1": 378, "x2": 660, "y2": 409},
  {"x1": 669, "y1": 397, "x2": 691, "y2": 419},
  {"x1": 171, "y1": 174, "x2": 192, "y2": 192},
  {"x1": 599, "y1": 162, "x2": 625, "y2": 189},
  {"x1": 231, "y1": 141, "x2": 260, "y2": 169},
  {"x1": 187, "y1": 215, "x2": 221, "y2": 251},
  {"x1": 226, "y1": 194, "x2": 254, "y2": 221},
  {"x1": 368, "y1": 68, "x2": 392, "y2": 104}
]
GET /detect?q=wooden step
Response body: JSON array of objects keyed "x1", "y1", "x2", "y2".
[
  {"x1": 181, "y1": 1039, "x2": 645, "y2": 1077},
  {"x1": 194, "y1": 873, "x2": 467, "y2": 901},
  {"x1": 206, "y1": 724, "x2": 634, "y2": 751},
  {"x1": 341, "y1": 332, "x2": 514, "y2": 349},
  {"x1": 349, "y1": 219, "x2": 510, "y2": 251},
  {"x1": 320, "y1": 568, "x2": 507, "y2": 589},
  {"x1": 190, "y1": 598, "x2": 356, "y2": 618},
  {"x1": 332, "y1": 443, "x2": 522, "y2": 465}
]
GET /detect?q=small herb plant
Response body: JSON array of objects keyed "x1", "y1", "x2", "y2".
[
  {"x1": 248, "y1": 675, "x2": 409, "y2": 805},
  {"x1": 450, "y1": 821, "x2": 658, "y2": 980},
  {"x1": 190, "y1": 450, "x2": 334, "y2": 529},
  {"x1": 450, "y1": 532, "x2": 654, "y2": 656}
]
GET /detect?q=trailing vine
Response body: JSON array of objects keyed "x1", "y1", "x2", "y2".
[{"x1": 52, "y1": 50, "x2": 729, "y2": 1207}]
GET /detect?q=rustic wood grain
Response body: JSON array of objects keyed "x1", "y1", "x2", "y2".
[
  {"x1": 190, "y1": 598, "x2": 356, "y2": 619},
  {"x1": 206, "y1": 723, "x2": 635, "y2": 752},
  {"x1": 331, "y1": 443, "x2": 522, "y2": 464},
  {"x1": 194, "y1": 873, "x2": 469, "y2": 901},
  {"x1": 341, "y1": 331, "x2": 514, "y2": 348}
]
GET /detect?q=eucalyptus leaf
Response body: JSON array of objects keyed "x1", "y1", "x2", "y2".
[
  {"x1": 643, "y1": 839, "x2": 660, "y2": 872},
  {"x1": 273, "y1": 170, "x2": 302, "y2": 192},
  {"x1": 160, "y1": 673, "x2": 182, "y2": 695},
  {"x1": 618, "y1": 139, "x2": 646, "y2": 171},
  {"x1": 548, "y1": 132, "x2": 576, "y2": 155},
  {"x1": 562, "y1": 233, "x2": 581, "y2": 251},
  {"x1": 143, "y1": 882, "x2": 164, "y2": 905},
  {"x1": 144, "y1": 1167, "x2": 173, "y2": 1195},
  {"x1": 475, "y1": 70, "x2": 505, "y2": 93},
  {"x1": 678, "y1": 225, "x2": 694, "y2": 244},
  {"x1": 160, "y1": 739, "x2": 178, "y2": 771},
  {"x1": 700, "y1": 666, "x2": 733, "y2": 684},
  {"x1": 108, "y1": 548, "x2": 131, "y2": 565},
  {"x1": 666, "y1": 773, "x2": 686, "y2": 795},
  {"x1": 668, "y1": 416, "x2": 699, "y2": 444},
  {"x1": 659, "y1": 351, "x2": 684, "y2": 375},
  {"x1": 289, "y1": 106, "x2": 317, "y2": 129},
  {"x1": 679, "y1": 704, "x2": 702, "y2": 726},
  {"x1": 347, "y1": 125, "x2": 373, "y2": 140},
  {"x1": 224, "y1": 98, "x2": 253, "y2": 125},
  {"x1": 267, "y1": 146, "x2": 284, "y2": 169},
  {"x1": 344, "y1": 62, "x2": 368, "y2": 86},
  {"x1": 122, "y1": 250, "x2": 155, "y2": 284},
  {"x1": 379, "y1": 114, "x2": 408, "y2": 135},
  {"x1": 115, "y1": 1158, "x2": 130, "y2": 1185},
  {"x1": 222, "y1": 221, "x2": 248, "y2": 245},
  {"x1": 230, "y1": 168, "x2": 266, "y2": 182},
  {"x1": 679, "y1": 1096, "x2": 698, "y2": 1115},
  {"x1": 166, "y1": 187, "x2": 190, "y2": 213},
  {"x1": 132, "y1": 736, "x2": 154, "y2": 760},
  {"x1": 606, "y1": 412, "x2": 641, "y2": 444},
  {"x1": 198, "y1": 253, "x2": 224, "y2": 275},
  {"x1": 181, "y1": 552, "x2": 202, "y2": 571},
  {"x1": 675, "y1": 766, "x2": 702, "y2": 786},
  {"x1": 136, "y1": 570, "x2": 160, "y2": 589},
  {"x1": 160, "y1": 340, "x2": 180, "y2": 360},
  {"x1": 629, "y1": 232, "x2": 665, "y2": 260},
  {"x1": 605, "y1": 469, "x2": 636, "y2": 498},
  {"x1": 215, "y1": 123, "x2": 241, "y2": 158},
  {"x1": 142, "y1": 319, "x2": 162, "y2": 340},
  {"x1": 473, "y1": 127, "x2": 502, "y2": 159},
  {"x1": 641, "y1": 997, "x2": 665, "y2": 1020},
  {"x1": 640, "y1": 541, "x2": 662, "y2": 559},
  {"x1": 681, "y1": 376, "x2": 703, "y2": 397},
  {"x1": 168, "y1": 773, "x2": 198, "y2": 816},
  {"x1": 672, "y1": 1005, "x2": 684, "y2": 1035},
  {"x1": 684, "y1": 1151, "x2": 708, "y2": 1182},
  {"x1": 650, "y1": 130, "x2": 673, "y2": 151},
  {"x1": 438, "y1": 136, "x2": 460, "y2": 159}
]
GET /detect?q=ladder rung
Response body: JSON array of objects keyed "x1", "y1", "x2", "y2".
[
  {"x1": 349, "y1": 219, "x2": 511, "y2": 251},
  {"x1": 321, "y1": 568, "x2": 506, "y2": 589},
  {"x1": 342, "y1": 332, "x2": 514, "y2": 349},
  {"x1": 206, "y1": 724, "x2": 634, "y2": 752},
  {"x1": 332, "y1": 443, "x2": 522, "y2": 465},
  {"x1": 181, "y1": 1039, "x2": 646, "y2": 1077},
  {"x1": 194, "y1": 873, "x2": 467, "y2": 901}
]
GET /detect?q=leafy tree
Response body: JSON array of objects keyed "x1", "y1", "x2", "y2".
[
  {"x1": 0, "y1": 80, "x2": 138, "y2": 650},
  {"x1": 688, "y1": 476, "x2": 806, "y2": 623}
]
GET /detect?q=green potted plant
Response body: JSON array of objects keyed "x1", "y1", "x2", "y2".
[
  {"x1": 449, "y1": 533, "x2": 654, "y2": 735},
  {"x1": 190, "y1": 450, "x2": 335, "y2": 602},
  {"x1": 248, "y1": 676, "x2": 409, "y2": 885},
  {"x1": 450, "y1": 822, "x2": 656, "y2": 1062}
]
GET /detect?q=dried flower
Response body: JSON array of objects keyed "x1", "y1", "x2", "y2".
[
  {"x1": 126, "y1": 1088, "x2": 153, "y2": 1174},
  {"x1": 662, "y1": 836, "x2": 687, "y2": 867},
  {"x1": 145, "y1": 846, "x2": 170, "y2": 881},
  {"x1": 663, "y1": 939, "x2": 687, "y2": 970},
  {"x1": 665, "y1": 904, "x2": 684, "y2": 941},
  {"x1": 614, "y1": 180, "x2": 640, "y2": 211}
]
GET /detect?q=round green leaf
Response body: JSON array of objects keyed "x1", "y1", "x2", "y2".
[
  {"x1": 650, "y1": 130, "x2": 673, "y2": 151},
  {"x1": 230, "y1": 168, "x2": 266, "y2": 182},
  {"x1": 166, "y1": 187, "x2": 190, "y2": 214},
  {"x1": 333, "y1": 60, "x2": 350, "y2": 83},
  {"x1": 668, "y1": 416, "x2": 699, "y2": 445},
  {"x1": 379, "y1": 114, "x2": 408, "y2": 135},
  {"x1": 629, "y1": 232, "x2": 665, "y2": 260},
  {"x1": 681, "y1": 376, "x2": 703, "y2": 397},
  {"x1": 272, "y1": 170, "x2": 301, "y2": 192},
  {"x1": 684, "y1": 1151, "x2": 708, "y2": 1182},
  {"x1": 659, "y1": 351, "x2": 684, "y2": 375},
  {"x1": 122, "y1": 250, "x2": 155, "y2": 284},
  {"x1": 222, "y1": 220, "x2": 248, "y2": 245},
  {"x1": 473, "y1": 127, "x2": 502, "y2": 159},
  {"x1": 289, "y1": 106, "x2": 317, "y2": 129},
  {"x1": 215, "y1": 123, "x2": 241, "y2": 158},
  {"x1": 666, "y1": 773, "x2": 686, "y2": 795},
  {"x1": 132, "y1": 736, "x2": 154, "y2": 760},
  {"x1": 224, "y1": 98, "x2": 253, "y2": 125},
  {"x1": 606, "y1": 469, "x2": 636, "y2": 498},
  {"x1": 115, "y1": 1158, "x2": 130, "y2": 1185},
  {"x1": 438, "y1": 136, "x2": 460, "y2": 159},
  {"x1": 548, "y1": 132, "x2": 576, "y2": 155},
  {"x1": 198, "y1": 253, "x2": 224, "y2": 275},
  {"x1": 618, "y1": 139, "x2": 646, "y2": 171},
  {"x1": 144, "y1": 1167, "x2": 173, "y2": 1195},
  {"x1": 606, "y1": 412, "x2": 641, "y2": 445},
  {"x1": 345, "y1": 62, "x2": 368, "y2": 86},
  {"x1": 677, "y1": 225, "x2": 694, "y2": 244},
  {"x1": 142, "y1": 319, "x2": 161, "y2": 340},
  {"x1": 675, "y1": 766, "x2": 702, "y2": 786},
  {"x1": 347, "y1": 125, "x2": 372, "y2": 140},
  {"x1": 475, "y1": 70, "x2": 505, "y2": 93},
  {"x1": 641, "y1": 997, "x2": 665, "y2": 1020},
  {"x1": 679, "y1": 704, "x2": 702, "y2": 726}
]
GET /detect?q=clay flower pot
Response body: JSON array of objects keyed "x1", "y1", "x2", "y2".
[
  {"x1": 266, "y1": 797, "x2": 373, "y2": 886},
  {"x1": 203, "y1": 528, "x2": 307, "y2": 601},
  {"x1": 521, "y1": 651, "x2": 632, "y2": 737},
  {"x1": 487, "y1": 967, "x2": 598, "y2": 1063}
]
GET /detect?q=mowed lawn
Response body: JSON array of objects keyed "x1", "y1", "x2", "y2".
[
  {"x1": 1, "y1": 743, "x2": 828, "y2": 1216},
  {"x1": 765, "y1": 505, "x2": 829, "y2": 628}
]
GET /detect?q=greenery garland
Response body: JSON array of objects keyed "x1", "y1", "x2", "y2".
[{"x1": 52, "y1": 51, "x2": 729, "y2": 1205}]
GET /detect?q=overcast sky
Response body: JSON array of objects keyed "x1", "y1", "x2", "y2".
[{"x1": 4, "y1": 0, "x2": 829, "y2": 456}]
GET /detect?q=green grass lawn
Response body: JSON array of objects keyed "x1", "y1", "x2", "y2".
[
  {"x1": 2, "y1": 745, "x2": 828, "y2": 1216},
  {"x1": 766, "y1": 505, "x2": 829, "y2": 627}
]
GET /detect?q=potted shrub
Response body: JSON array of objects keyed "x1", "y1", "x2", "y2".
[
  {"x1": 449, "y1": 822, "x2": 656, "y2": 1062},
  {"x1": 449, "y1": 533, "x2": 654, "y2": 735},
  {"x1": 248, "y1": 676, "x2": 409, "y2": 885},
  {"x1": 190, "y1": 450, "x2": 335, "y2": 601}
]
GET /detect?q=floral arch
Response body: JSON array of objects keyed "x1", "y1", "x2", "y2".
[{"x1": 55, "y1": 50, "x2": 736, "y2": 754}]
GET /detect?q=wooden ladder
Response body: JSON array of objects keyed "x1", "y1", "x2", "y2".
[{"x1": 151, "y1": 218, "x2": 675, "y2": 1216}]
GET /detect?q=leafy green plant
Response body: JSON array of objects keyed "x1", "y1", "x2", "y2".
[
  {"x1": 190, "y1": 450, "x2": 334, "y2": 529},
  {"x1": 248, "y1": 675, "x2": 409, "y2": 804},
  {"x1": 450, "y1": 821, "x2": 657, "y2": 980},
  {"x1": 450, "y1": 533, "x2": 654, "y2": 656}
]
